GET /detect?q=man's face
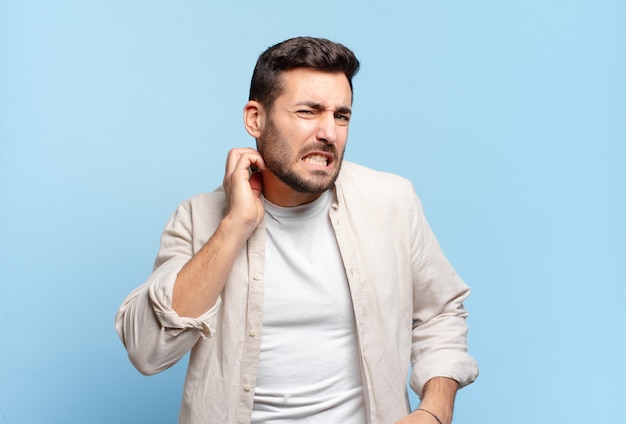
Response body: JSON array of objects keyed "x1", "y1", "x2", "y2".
[{"x1": 257, "y1": 68, "x2": 352, "y2": 204}]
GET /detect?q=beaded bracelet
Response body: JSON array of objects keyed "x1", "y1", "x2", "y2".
[{"x1": 416, "y1": 408, "x2": 443, "y2": 424}]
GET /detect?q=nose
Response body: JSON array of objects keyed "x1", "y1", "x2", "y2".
[{"x1": 316, "y1": 112, "x2": 338, "y2": 144}]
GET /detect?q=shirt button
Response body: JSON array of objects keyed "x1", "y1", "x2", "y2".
[
  {"x1": 243, "y1": 384, "x2": 252, "y2": 392},
  {"x1": 249, "y1": 329, "x2": 256, "y2": 337},
  {"x1": 253, "y1": 273, "x2": 261, "y2": 281}
]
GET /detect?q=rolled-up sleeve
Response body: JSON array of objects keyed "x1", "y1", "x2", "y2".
[
  {"x1": 408, "y1": 192, "x2": 479, "y2": 397},
  {"x1": 114, "y1": 201, "x2": 221, "y2": 375}
]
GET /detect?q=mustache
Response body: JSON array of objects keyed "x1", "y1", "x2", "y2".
[{"x1": 299, "y1": 143, "x2": 338, "y2": 156}]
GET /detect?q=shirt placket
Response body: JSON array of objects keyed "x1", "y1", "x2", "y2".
[
  {"x1": 236, "y1": 222, "x2": 266, "y2": 424},
  {"x1": 329, "y1": 192, "x2": 374, "y2": 424}
]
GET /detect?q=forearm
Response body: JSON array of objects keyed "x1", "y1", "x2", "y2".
[
  {"x1": 417, "y1": 377, "x2": 458, "y2": 424},
  {"x1": 172, "y1": 148, "x2": 266, "y2": 318},
  {"x1": 395, "y1": 377, "x2": 459, "y2": 424},
  {"x1": 172, "y1": 215, "x2": 255, "y2": 318}
]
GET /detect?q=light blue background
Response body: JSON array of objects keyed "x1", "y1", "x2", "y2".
[{"x1": 1, "y1": 1, "x2": 624, "y2": 423}]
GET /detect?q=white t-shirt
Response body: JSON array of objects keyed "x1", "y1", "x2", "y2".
[{"x1": 252, "y1": 190, "x2": 366, "y2": 423}]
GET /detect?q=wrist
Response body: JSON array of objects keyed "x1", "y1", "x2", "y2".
[
  {"x1": 417, "y1": 377, "x2": 458, "y2": 424},
  {"x1": 415, "y1": 408, "x2": 443, "y2": 424},
  {"x1": 220, "y1": 213, "x2": 258, "y2": 240}
]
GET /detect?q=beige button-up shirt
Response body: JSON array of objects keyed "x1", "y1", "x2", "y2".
[{"x1": 115, "y1": 161, "x2": 479, "y2": 423}]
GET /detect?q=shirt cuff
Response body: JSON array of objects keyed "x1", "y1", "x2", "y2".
[
  {"x1": 410, "y1": 352, "x2": 479, "y2": 398},
  {"x1": 148, "y1": 264, "x2": 221, "y2": 338}
]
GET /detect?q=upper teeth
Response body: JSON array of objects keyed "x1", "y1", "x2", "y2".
[{"x1": 304, "y1": 155, "x2": 327, "y2": 166}]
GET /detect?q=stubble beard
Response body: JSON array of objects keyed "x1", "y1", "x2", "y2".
[{"x1": 259, "y1": 118, "x2": 345, "y2": 194}]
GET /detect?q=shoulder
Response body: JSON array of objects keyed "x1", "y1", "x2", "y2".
[
  {"x1": 172, "y1": 186, "x2": 228, "y2": 225},
  {"x1": 337, "y1": 161, "x2": 415, "y2": 198},
  {"x1": 182, "y1": 186, "x2": 226, "y2": 207},
  {"x1": 334, "y1": 162, "x2": 425, "y2": 234}
]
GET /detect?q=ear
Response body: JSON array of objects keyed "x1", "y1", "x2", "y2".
[{"x1": 243, "y1": 100, "x2": 266, "y2": 139}]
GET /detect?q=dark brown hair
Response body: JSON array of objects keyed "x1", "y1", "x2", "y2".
[{"x1": 249, "y1": 36, "x2": 360, "y2": 109}]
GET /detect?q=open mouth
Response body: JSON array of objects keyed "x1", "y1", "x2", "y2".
[{"x1": 302, "y1": 153, "x2": 332, "y2": 167}]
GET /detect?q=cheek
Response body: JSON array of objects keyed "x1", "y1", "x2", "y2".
[
  {"x1": 337, "y1": 128, "x2": 349, "y2": 147},
  {"x1": 292, "y1": 123, "x2": 317, "y2": 141}
]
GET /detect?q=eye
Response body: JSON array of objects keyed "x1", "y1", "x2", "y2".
[{"x1": 335, "y1": 113, "x2": 350, "y2": 122}]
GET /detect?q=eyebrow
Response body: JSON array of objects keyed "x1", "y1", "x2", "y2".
[{"x1": 296, "y1": 101, "x2": 352, "y2": 115}]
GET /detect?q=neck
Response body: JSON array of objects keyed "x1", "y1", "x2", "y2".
[{"x1": 261, "y1": 171, "x2": 324, "y2": 207}]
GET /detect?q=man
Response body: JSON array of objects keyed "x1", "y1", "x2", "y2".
[{"x1": 116, "y1": 36, "x2": 478, "y2": 424}]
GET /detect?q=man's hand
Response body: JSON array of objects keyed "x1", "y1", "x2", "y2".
[{"x1": 222, "y1": 148, "x2": 266, "y2": 232}]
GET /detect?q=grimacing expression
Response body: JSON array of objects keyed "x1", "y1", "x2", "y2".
[
  {"x1": 259, "y1": 116, "x2": 346, "y2": 194},
  {"x1": 257, "y1": 68, "x2": 352, "y2": 198}
]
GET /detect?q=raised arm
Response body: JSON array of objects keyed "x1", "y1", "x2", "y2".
[
  {"x1": 115, "y1": 148, "x2": 266, "y2": 374},
  {"x1": 172, "y1": 148, "x2": 266, "y2": 318}
]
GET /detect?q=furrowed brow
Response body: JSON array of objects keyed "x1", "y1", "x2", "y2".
[
  {"x1": 335, "y1": 106, "x2": 352, "y2": 115},
  {"x1": 296, "y1": 102, "x2": 352, "y2": 115},
  {"x1": 296, "y1": 101, "x2": 325, "y2": 111}
]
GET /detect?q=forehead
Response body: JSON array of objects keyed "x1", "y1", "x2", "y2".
[{"x1": 277, "y1": 68, "x2": 353, "y2": 106}]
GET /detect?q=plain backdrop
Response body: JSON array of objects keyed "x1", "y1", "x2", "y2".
[{"x1": 1, "y1": 1, "x2": 624, "y2": 423}]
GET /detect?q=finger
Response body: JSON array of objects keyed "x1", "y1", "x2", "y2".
[
  {"x1": 225, "y1": 148, "x2": 255, "y2": 175},
  {"x1": 225, "y1": 148, "x2": 266, "y2": 177}
]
